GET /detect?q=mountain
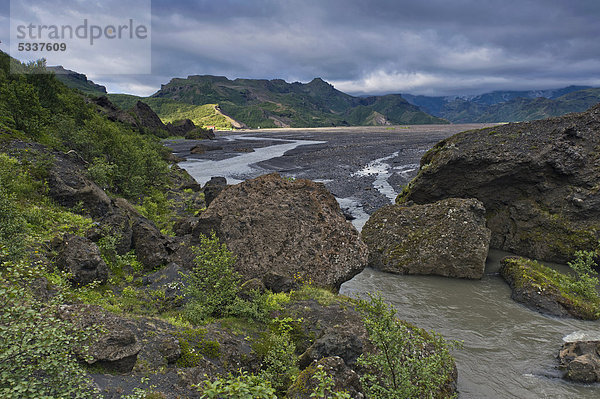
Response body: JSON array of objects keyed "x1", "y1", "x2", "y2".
[
  {"x1": 404, "y1": 86, "x2": 600, "y2": 123},
  {"x1": 107, "y1": 94, "x2": 245, "y2": 130},
  {"x1": 47, "y1": 66, "x2": 107, "y2": 96},
  {"x1": 151, "y1": 75, "x2": 447, "y2": 128}
]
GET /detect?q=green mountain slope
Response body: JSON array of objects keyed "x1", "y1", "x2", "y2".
[
  {"x1": 151, "y1": 75, "x2": 447, "y2": 128},
  {"x1": 107, "y1": 94, "x2": 240, "y2": 129}
]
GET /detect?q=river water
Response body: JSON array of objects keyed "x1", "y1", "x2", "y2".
[{"x1": 171, "y1": 126, "x2": 600, "y2": 398}]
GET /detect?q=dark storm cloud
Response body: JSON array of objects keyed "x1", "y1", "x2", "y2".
[{"x1": 3, "y1": 0, "x2": 600, "y2": 95}]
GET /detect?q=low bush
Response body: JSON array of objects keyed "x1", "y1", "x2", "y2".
[{"x1": 356, "y1": 293, "x2": 458, "y2": 399}]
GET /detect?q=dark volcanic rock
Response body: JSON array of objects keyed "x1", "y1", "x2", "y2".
[
  {"x1": 132, "y1": 218, "x2": 171, "y2": 270},
  {"x1": 47, "y1": 152, "x2": 112, "y2": 218},
  {"x1": 60, "y1": 305, "x2": 142, "y2": 373},
  {"x1": 131, "y1": 101, "x2": 169, "y2": 136},
  {"x1": 193, "y1": 173, "x2": 368, "y2": 291},
  {"x1": 55, "y1": 234, "x2": 108, "y2": 286},
  {"x1": 398, "y1": 104, "x2": 600, "y2": 263},
  {"x1": 559, "y1": 340, "x2": 600, "y2": 383},
  {"x1": 203, "y1": 176, "x2": 227, "y2": 206},
  {"x1": 499, "y1": 256, "x2": 598, "y2": 319},
  {"x1": 190, "y1": 144, "x2": 223, "y2": 154},
  {"x1": 166, "y1": 119, "x2": 215, "y2": 140},
  {"x1": 362, "y1": 198, "x2": 491, "y2": 279}
]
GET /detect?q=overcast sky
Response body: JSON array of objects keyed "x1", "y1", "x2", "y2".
[{"x1": 2, "y1": 0, "x2": 600, "y2": 96}]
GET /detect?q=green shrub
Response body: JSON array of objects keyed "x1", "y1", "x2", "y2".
[
  {"x1": 310, "y1": 367, "x2": 351, "y2": 399},
  {"x1": 0, "y1": 262, "x2": 97, "y2": 398},
  {"x1": 183, "y1": 233, "x2": 240, "y2": 323},
  {"x1": 0, "y1": 187, "x2": 26, "y2": 262},
  {"x1": 197, "y1": 370, "x2": 276, "y2": 399},
  {"x1": 568, "y1": 246, "x2": 600, "y2": 300},
  {"x1": 356, "y1": 293, "x2": 458, "y2": 399}
]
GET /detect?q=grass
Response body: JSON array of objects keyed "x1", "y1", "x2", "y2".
[{"x1": 501, "y1": 257, "x2": 600, "y2": 319}]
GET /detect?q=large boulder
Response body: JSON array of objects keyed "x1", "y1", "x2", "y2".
[
  {"x1": 559, "y1": 340, "x2": 600, "y2": 383},
  {"x1": 398, "y1": 104, "x2": 600, "y2": 263},
  {"x1": 362, "y1": 198, "x2": 491, "y2": 279},
  {"x1": 203, "y1": 176, "x2": 227, "y2": 206},
  {"x1": 55, "y1": 234, "x2": 109, "y2": 286},
  {"x1": 47, "y1": 151, "x2": 112, "y2": 218},
  {"x1": 193, "y1": 173, "x2": 368, "y2": 291},
  {"x1": 60, "y1": 305, "x2": 142, "y2": 373}
]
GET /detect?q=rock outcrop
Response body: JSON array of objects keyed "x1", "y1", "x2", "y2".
[
  {"x1": 60, "y1": 305, "x2": 143, "y2": 373},
  {"x1": 559, "y1": 340, "x2": 600, "y2": 383},
  {"x1": 398, "y1": 104, "x2": 600, "y2": 263},
  {"x1": 499, "y1": 256, "x2": 600, "y2": 319},
  {"x1": 193, "y1": 173, "x2": 368, "y2": 291},
  {"x1": 166, "y1": 118, "x2": 215, "y2": 140},
  {"x1": 362, "y1": 198, "x2": 491, "y2": 279},
  {"x1": 55, "y1": 234, "x2": 109, "y2": 286},
  {"x1": 203, "y1": 176, "x2": 227, "y2": 206}
]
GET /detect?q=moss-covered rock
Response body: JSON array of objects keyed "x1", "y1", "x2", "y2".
[
  {"x1": 499, "y1": 256, "x2": 600, "y2": 319},
  {"x1": 398, "y1": 104, "x2": 600, "y2": 263},
  {"x1": 362, "y1": 197, "x2": 491, "y2": 279}
]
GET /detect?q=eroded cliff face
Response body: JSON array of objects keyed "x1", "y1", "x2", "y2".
[{"x1": 398, "y1": 104, "x2": 600, "y2": 263}]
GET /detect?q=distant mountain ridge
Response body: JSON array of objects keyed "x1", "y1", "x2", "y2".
[
  {"x1": 403, "y1": 86, "x2": 600, "y2": 123},
  {"x1": 151, "y1": 75, "x2": 447, "y2": 128}
]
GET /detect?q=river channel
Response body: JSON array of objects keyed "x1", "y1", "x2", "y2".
[{"x1": 168, "y1": 125, "x2": 600, "y2": 398}]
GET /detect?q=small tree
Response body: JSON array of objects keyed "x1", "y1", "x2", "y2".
[
  {"x1": 568, "y1": 246, "x2": 600, "y2": 300},
  {"x1": 183, "y1": 232, "x2": 240, "y2": 323},
  {"x1": 356, "y1": 293, "x2": 458, "y2": 399}
]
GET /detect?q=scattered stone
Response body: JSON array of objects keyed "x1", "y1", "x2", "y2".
[
  {"x1": 193, "y1": 173, "x2": 368, "y2": 291},
  {"x1": 362, "y1": 198, "x2": 491, "y2": 279},
  {"x1": 190, "y1": 144, "x2": 223, "y2": 154},
  {"x1": 55, "y1": 234, "x2": 108, "y2": 286},
  {"x1": 559, "y1": 340, "x2": 600, "y2": 383}
]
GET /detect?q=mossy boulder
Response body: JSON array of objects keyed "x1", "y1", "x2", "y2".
[
  {"x1": 286, "y1": 356, "x2": 362, "y2": 398},
  {"x1": 193, "y1": 173, "x2": 368, "y2": 291},
  {"x1": 499, "y1": 256, "x2": 600, "y2": 319},
  {"x1": 397, "y1": 104, "x2": 600, "y2": 263},
  {"x1": 362, "y1": 198, "x2": 491, "y2": 279}
]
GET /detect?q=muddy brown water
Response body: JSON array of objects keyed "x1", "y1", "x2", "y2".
[{"x1": 170, "y1": 125, "x2": 600, "y2": 398}]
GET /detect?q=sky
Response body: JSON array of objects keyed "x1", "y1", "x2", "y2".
[{"x1": 1, "y1": 0, "x2": 600, "y2": 97}]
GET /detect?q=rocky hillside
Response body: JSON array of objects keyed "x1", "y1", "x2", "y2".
[
  {"x1": 404, "y1": 86, "x2": 600, "y2": 123},
  {"x1": 1, "y1": 51, "x2": 458, "y2": 398},
  {"x1": 47, "y1": 66, "x2": 107, "y2": 96},
  {"x1": 398, "y1": 104, "x2": 600, "y2": 263},
  {"x1": 151, "y1": 75, "x2": 447, "y2": 128}
]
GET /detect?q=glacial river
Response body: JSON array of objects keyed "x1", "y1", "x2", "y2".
[{"x1": 171, "y1": 125, "x2": 600, "y2": 398}]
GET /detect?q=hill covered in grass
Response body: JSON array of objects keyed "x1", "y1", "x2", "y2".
[
  {"x1": 107, "y1": 94, "x2": 242, "y2": 130},
  {"x1": 150, "y1": 75, "x2": 448, "y2": 128}
]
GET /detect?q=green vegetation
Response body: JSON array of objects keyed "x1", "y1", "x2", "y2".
[
  {"x1": 356, "y1": 294, "x2": 458, "y2": 399},
  {"x1": 501, "y1": 252, "x2": 600, "y2": 320},
  {"x1": 0, "y1": 259, "x2": 97, "y2": 398},
  {"x1": 148, "y1": 75, "x2": 446, "y2": 128},
  {"x1": 108, "y1": 94, "x2": 236, "y2": 129},
  {"x1": 0, "y1": 54, "x2": 170, "y2": 202},
  {"x1": 183, "y1": 232, "x2": 241, "y2": 322},
  {"x1": 309, "y1": 368, "x2": 351, "y2": 399},
  {"x1": 197, "y1": 370, "x2": 277, "y2": 399}
]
